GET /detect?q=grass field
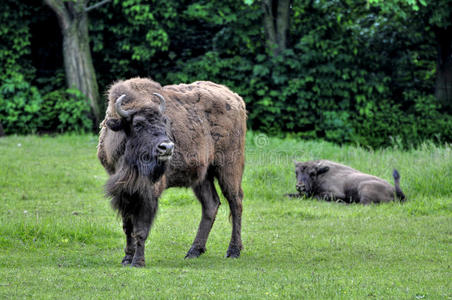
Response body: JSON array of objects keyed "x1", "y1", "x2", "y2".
[{"x1": 0, "y1": 133, "x2": 451, "y2": 299}]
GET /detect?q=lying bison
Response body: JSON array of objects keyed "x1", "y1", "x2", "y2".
[
  {"x1": 288, "y1": 160, "x2": 405, "y2": 204},
  {"x1": 97, "y1": 78, "x2": 246, "y2": 267}
]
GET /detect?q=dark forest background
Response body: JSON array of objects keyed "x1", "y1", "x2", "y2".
[{"x1": 1, "y1": 0, "x2": 451, "y2": 147}]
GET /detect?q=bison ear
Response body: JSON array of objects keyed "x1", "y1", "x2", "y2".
[
  {"x1": 317, "y1": 166, "x2": 329, "y2": 175},
  {"x1": 106, "y1": 119, "x2": 124, "y2": 132}
]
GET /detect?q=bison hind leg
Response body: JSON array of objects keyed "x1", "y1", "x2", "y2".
[
  {"x1": 217, "y1": 168, "x2": 244, "y2": 258},
  {"x1": 186, "y1": 176, "x2": 221, "y2": 259}
]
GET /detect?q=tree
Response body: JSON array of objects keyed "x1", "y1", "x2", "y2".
[
  {"x1": 261, "y1": 0, "x2": 291, "y2": 56},
  {"x1": 43, "y1": 0, "x2": 111, "y2": 124},
  {"x1": 431, "y1": 5, "x2": 452, "y2": 109},
  {"x1": 368, "y1": 0, "x2": 452, "y2": 109}
]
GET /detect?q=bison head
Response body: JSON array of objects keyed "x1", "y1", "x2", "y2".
[
  {"x1": 294, "y1": 161, "x2": 329, "y2": 196},
  {"x1": 106, "y1": 93, "x2": 174, "y2": 181}
]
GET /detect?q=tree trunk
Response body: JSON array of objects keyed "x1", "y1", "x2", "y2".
[
  {"x1": 276, "y1": 0, "x2": 290, "y2": 53},
  {"x1": 435, "y1": 26, "x2": 452, "y2": 111},
  {"x1": 44, "y1": 0, "x2": 102, "y2": 125},
  {"x1": 262, "y1": 0, "x2": 291, "y2": 57},
  {"x1": 62, "y1": 11, "x2": 101, "y2": 124},
  {"x1": 0, "y1": 123, "x2": 4, "y2": 137},
  {"x1": 262, "y1": 0, "x2": 277, "y2": 55}
]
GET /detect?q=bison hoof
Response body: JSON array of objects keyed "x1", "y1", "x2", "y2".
[
  {"x1": 130, "y1": 258, "x2": 145, "y2": 268},
  {"x1": 121, "y1": 255, "x2": 133, "y2": 266},
  {"x1": 185, "y1": 246, "x2": 206, "y2": 259},
  {"x1": 226, "y1": 245, "x2": 241, "y2": 258}
]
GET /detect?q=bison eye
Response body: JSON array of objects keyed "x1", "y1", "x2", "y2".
[
  {"x1": 106, "y1": 119, "x2": 123, "y2": 131},
  {"x1": 133, "y1": 121, "x2": 146, "y2": 131}
]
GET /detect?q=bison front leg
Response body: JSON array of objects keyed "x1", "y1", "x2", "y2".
[
  {"x1": 121, "y1": 216, "x2": 135, "y2": 266},
  {"x1": 186, "y1": 178, "x2": 221, "y2": 258},
  {"x1": 130, "y1": 201, "x2": 158, "y2": 268},
  {"x1": 285, "y1": 192, "x2": 305, "y2": 198}
]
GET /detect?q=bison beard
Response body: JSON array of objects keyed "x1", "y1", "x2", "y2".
[
  {"x1": 97, "y1": 77, "x2": 246, "y2": 267},
  {"x1": 106, "y1": 159, "x2": 166, "y2": 216}
]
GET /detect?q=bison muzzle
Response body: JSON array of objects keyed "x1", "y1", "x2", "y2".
[{"x1": 97, "y1": 78, "x2": 246, "y2": 267}]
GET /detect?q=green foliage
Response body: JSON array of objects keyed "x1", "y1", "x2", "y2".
[
  {"x1": 0, "y1": 73, "x2": 92, "y2": 135},
  {"x1": 142, "y1": 0, "x2": 449, "y2": 147},
  {"x1": 0, "y1": 73, "x2": 42, "y2": 134},
  {"x1": 0, "y1": 0, "x2": 35, "y2": 80},
  {"x1": 40, "y1": 89, "x2": 93, "y2": 133},
  {"x1": 89, "y1": 0, "x2": 177, "y2": 88},
  {"x1": 1, "y1": 0, "x2": 451, "y2": 147}
]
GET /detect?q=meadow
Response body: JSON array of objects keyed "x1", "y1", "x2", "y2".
[{"x1": 0, "y1": 133, "x2": 451, "y2": 299}]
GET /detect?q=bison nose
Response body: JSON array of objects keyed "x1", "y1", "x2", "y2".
[
  {"x1": 157, "y1": 142, "x2": 174, "y2": 156},
  {"x1": 296, "y1": 183, "x2": 305, "y2": 191}
]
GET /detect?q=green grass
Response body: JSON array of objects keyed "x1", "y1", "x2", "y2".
[{"x1": 0, "y1": 133, "x2": 451, "y2": 299}]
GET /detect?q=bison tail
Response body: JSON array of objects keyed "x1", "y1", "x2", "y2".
[{"x1": 392, "y1": 169, "x2": 406, "y2": 201}]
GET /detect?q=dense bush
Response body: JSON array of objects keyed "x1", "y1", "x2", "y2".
[
  {"x1": 0, "y1": 74, "x2": 92, "y2": 135},
  {"x1": 159, "y1": 1, "x2": 450, "y2": 148},
  {"x1": 40, "y1": 89, "x2": 93, "y2": 133},
  {"x1": 0, "y1": 73, "x2": 42, "y2": 134},
  {"x1": 159, "y1": 3, "x2": 449, "y2": 147},
  {"x1": 0, "y1": 0, "x2": 35, "y2": 81},
  {"x1": 0, "y1": 0, "x2": 450, "y2": 147}
]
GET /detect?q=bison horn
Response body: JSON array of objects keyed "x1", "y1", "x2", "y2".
[
  {"x1": 153, "y1": 93, "x2": 166, "y2": 113},
  {"x1": 115, "y1": 94, "x2": 133, "y2": 119}
]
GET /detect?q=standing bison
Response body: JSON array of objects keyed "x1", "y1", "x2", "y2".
[{"x1": 97, "y1": 78, "x2": 246, "y2": 267}]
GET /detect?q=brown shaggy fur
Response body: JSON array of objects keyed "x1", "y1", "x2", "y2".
[
  {"x1": 97, "y1": 78, "x2": 246, "y2": 266},
  {"x1": 290, "y1": 160, "x2": 405, "y2": 204}
]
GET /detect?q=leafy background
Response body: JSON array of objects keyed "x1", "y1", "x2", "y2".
[{"x1": 0, "y1": 0, "x2": 451, "y2": 147}]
